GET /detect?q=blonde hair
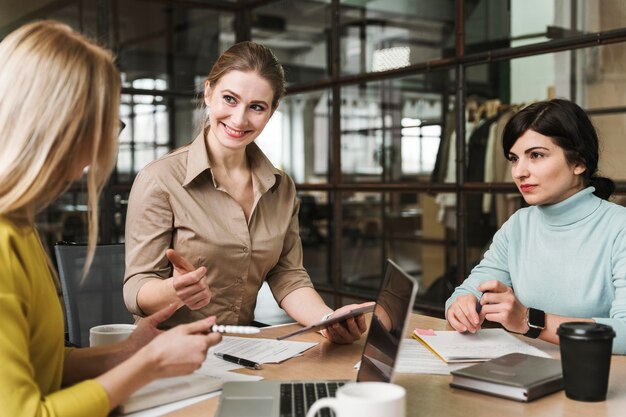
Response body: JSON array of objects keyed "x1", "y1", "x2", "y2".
[{"x1": 0, "y1": 20, "x2": 120, "y2": 270}]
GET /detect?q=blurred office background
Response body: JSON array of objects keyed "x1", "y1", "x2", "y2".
[{"x1": 3, "y1": 0, "x2": 626, "y2": 316}]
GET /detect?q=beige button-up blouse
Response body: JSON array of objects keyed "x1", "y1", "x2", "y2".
[{"x1": 123, "y1": 133, "x2": 313, "y2": 328}]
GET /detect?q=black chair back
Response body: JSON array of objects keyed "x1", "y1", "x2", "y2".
[{"x1": 54, "y1": 242, "x2": 133, "y2": 347}]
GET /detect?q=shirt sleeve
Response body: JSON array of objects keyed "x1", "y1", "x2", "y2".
[
  {"x1": 123, "y1": 168, "x2": 175, "y2": 316},
  {"x1": 0, "y1": 281, "x2": 108, "y2": 417},
  {"x1": 265, "y1": 179, "x2": 314, "y2": 304},
  {"x1": 595, "y1": 224, "x2": 626, "y2": 354},
  {"x1": 445, "y1": 217, "x2": 513, "y2": 315}
]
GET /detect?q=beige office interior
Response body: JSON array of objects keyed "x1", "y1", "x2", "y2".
[{"x1": 4, "y1": 0, "x2": 626, "y2": 318}]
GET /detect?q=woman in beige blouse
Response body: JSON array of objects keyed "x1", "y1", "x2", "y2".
[{"x1": 124, "y1": 41, "x2": 370, "y2": 344}]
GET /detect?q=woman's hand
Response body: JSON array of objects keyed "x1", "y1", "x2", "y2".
[
  {"x1": 166, "y1": 249, "x2": 212, "y2": 310},
  {"x1": 321, "y1": 302, "x2": 374, "y2": 344},
  {"x1": 446, "y1": 293, "x2": 483, "y2": 333},
  {"x1": 477, "y1": 280, "x2": 528, "y2": 333},
  {"x1": 123, "y1": 304, "x2": 177, "y2": 355},
  {"x1": 140, "y1": 316, "x2": 222, "y2": 378},
  {"x1": 95, "y1": 314, "x2": 222, "y2": 408}
]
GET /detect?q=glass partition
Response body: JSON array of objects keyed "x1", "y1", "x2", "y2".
[
  {"x1": 340, "y1": 0, "x2": 455, "y2": 75},
  {"x1": 465, "y1": 0, "x2": 613, "y2": 53},
  {"x1": 299, "y1": 191, "x2": 331, "y2": 286},
  {"x1": 116, "y1": 3, "x2": 233, "y2": 86},
  {"x1": 341, "y1": 190, "x2": 453, "y2": 313},
  {"x1": 257, "y1": 89, "x2": 332, "y2": 183},
  {"x1": 340, "y1": 70, "x2": 453, "y2": 182},
  {"x1": 251, "y1": 0, "x2": 331, "y2": 85}
]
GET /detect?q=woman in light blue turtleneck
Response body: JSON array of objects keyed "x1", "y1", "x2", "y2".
[{"x1": 446, "y1": 99, "x2": 626, "y2": 354}]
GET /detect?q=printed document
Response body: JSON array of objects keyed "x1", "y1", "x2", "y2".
[
  {"x1": 413, "y1": 328, "x2": 550, "y2": 363},
  {"x1": 211, "y1": 336, "x2": 318, "y2": 363}
]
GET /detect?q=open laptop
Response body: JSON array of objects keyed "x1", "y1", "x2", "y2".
[{"x1": 216, "y1": 259, "x2": 418, "y2": 417}]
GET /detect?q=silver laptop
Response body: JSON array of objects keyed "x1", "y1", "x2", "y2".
[{"x1": 216, "y1": 259, "x2": 418, "y2": 417}]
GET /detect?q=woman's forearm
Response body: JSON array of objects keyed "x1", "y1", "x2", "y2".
[
  {"x1": 136, "y1": 278, "x2": 183, "y2": 315},
  {"x1": 280, "y1": 287, "x2": 332, "y2": 325},
  {"x1": 62, "y1": 340, "x2": 134, "y2": 385},
  {"x1": 94, "y1": 351, "x2": 158, "y2": 411},
  {"x1": 538, "y1": 313, "x2": 594, "y2": 345}
]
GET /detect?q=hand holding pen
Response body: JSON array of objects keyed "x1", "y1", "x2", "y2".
[
  {"x1": 477, "y1": 280, "x2": 528, "y2": 334},
  {"x1": 447, "y1": 293, "x2": 484, "y2": 333}
]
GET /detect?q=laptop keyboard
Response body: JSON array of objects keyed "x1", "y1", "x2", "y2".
[{"x1": 279, "y1": 381, "x2": 345, "y2": 417}]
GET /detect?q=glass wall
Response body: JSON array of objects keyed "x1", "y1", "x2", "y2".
[{"x1": 5, "y1": 0, "x2": 626, "y2": 315}]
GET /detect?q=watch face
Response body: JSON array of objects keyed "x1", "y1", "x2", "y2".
[{"x1": 529, "y1": 308, "x2": 546, "y2": 329}]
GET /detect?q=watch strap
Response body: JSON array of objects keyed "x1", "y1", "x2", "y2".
[{"x1": 523, "y1": 307, "x2": 545, "y2": 338}]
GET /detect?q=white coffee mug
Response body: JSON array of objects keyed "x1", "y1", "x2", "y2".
[
  {"x1": 89, "y1": 324, "x2": 136, "y2": 347},
  {"x1": 305, "y1": 382, "x2": 406, "y2": 417}
]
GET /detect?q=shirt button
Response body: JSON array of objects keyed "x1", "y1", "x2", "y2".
[
  {"x1": 237, "y1": 277, "x2": 244, "y2": 284},
  {"x1": 242, "y1": 247, "x2": 249, "y2": 253},
  {"x1": 231, "y1": 305, "x2": 238, "y2": 312}
]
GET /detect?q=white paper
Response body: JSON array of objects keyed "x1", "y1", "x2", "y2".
[
  {"x1": 395, "y1": 339, "x2": 472, "y2": 375},
  {"x1": 413, "y1": 328, "x2": 550, "y2": 363},
  {"x1": 211, "y1": 336, "x2": 317, "y2": 363}
]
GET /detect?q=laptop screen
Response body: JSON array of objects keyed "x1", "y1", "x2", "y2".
[{"x1": 356, "y1": 259, "x2": 418, "y2": 382}]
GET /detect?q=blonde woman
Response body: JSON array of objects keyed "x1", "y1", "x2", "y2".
[{"x1": 0, "y1": 21, "x2": 222, "y2": 416}]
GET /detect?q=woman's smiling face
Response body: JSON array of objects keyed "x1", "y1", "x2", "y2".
[{"x1": 204, "y1": 70, "x2": 275, "y2": 152}]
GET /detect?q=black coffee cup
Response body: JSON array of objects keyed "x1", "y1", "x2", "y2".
[{"x1": 557, "y1": 322, "x2": 615, "y2": 402}]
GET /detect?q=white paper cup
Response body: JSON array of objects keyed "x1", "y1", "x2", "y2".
[
  {"x1": 89, "y1": 324, "x2": 136, "y2": 347},
  {"x1": 305, "y1": 382, "x2": 406, "y2": 417}
]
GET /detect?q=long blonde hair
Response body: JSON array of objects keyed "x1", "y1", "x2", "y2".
[{"x1": 0, "y1": 20, "x2": 120, "y2": 269}]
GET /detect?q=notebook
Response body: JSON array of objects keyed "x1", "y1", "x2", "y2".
[
  {"x1": 450, "y1": 353, "x2": 563, "y2": 402},
  {"x1": 412, "y1": 328, "x2": 551, "y2": 363},
  {"x1": 215, "y1": 259, "x2": 418, "y2": 417}
]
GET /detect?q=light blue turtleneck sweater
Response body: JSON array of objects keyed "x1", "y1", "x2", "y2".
[{"x1": 446, "y1": 187, "x2": 626, "y2": 354}]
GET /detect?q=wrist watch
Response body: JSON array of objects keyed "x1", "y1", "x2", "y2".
[{"x1": 524, "y1": 307, "x2": 545, "y2": 338}]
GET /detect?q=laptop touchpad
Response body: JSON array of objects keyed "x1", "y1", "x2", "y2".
[{"x1": 219, "y1": 398, "x2": 274, "y2": 417}]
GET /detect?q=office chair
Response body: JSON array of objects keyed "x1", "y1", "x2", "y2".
[{"x1": 54, "y1": 242, "x2": 133, "y2": 347}]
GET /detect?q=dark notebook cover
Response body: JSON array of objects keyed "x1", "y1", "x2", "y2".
[{"x1": 450, "y1": 353, "x2": 563, "y2": 402}]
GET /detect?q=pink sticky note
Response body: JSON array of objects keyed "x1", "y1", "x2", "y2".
[{"x1": 414, "y1": 328, "x2": 436, "y2": 336}]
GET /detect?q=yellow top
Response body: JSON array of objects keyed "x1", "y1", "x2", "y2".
[{"x1": 0, "y1": 217, "x2": 109, "y2": 417}]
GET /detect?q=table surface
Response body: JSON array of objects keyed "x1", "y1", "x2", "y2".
[{"x1": 163, "y1": 314, "x2": 626, "y2": 417}]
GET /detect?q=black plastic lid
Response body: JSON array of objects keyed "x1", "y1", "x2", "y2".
[{"x1": 557, "y1": 322, "x2": 615, "y2": 340}]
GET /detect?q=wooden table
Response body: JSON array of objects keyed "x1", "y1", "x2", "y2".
[{"x1": 165, "y1": 314, "x2": 626, "y2": 417}]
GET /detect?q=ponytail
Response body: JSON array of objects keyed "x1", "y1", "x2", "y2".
[{"x1": 589, "y1": 176, "x2": 615, "y2": 200}]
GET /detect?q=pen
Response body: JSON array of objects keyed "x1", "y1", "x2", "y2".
[{"x1": 215, "y1": 352, "x2": 262, "y2": 370}]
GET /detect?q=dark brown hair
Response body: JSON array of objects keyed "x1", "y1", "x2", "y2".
[{"x1": 502, "y1": 99, "x2": 614, "y2": 200}]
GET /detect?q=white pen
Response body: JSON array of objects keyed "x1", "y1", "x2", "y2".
[{"x1": 211, "y1": 324, "x2": 261, "y2": 334}]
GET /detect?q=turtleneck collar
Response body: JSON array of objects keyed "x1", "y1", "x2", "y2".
[{"x1": 537, "y1": 187, "x2": 601, "y2": 226}]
